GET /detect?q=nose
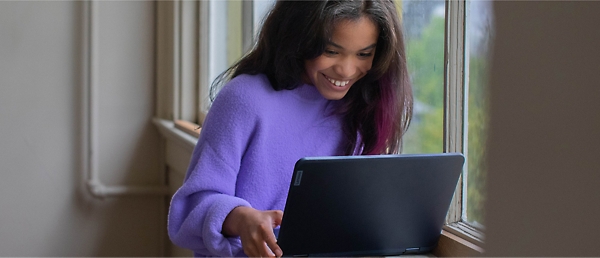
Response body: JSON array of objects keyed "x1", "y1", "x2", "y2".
[{"x1": 333, "y1": 56, "x2": 357, "y2": 79}]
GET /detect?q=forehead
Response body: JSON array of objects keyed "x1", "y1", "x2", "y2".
[{"x1": 329, "y1": 17, "x2": 379, "y2": 50}]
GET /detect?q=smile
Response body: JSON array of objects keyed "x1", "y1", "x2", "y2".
[{"x1": 324, "y1": 74, "x2": 350, "y2": 87}]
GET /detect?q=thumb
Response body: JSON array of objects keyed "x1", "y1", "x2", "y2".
[{"x1": 269, "y1": 210, "x2": 284, "y2": 227}]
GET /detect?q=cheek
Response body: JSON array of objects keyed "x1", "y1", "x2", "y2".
[
  {"x1": 311, "y1": 57, "x2": 326, "y2": 72},
  {"x1": 309, "y1": 56, "x2": 335, "y2": 73},
  {"x1": 361, "y1": 59, "x2": 374, "y2": 73},
  {"x1": 305, "y1": 59, "x2": 321, "y2": 76}
]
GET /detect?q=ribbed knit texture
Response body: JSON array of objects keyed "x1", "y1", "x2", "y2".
[{"x1": 168, "y1": 74, "x2": 347, "y2": 257}]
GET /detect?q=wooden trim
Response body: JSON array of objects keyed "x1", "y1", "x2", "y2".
[
  {"x1": 444, "y1": 222, "x2": 484, "y2": 246},
  {"x1": 444, "y1": 0, "x2": 467, "y2": 224},
  {"x1": 432, "y1": 230, "x2": 484, "y2": 257},
  {"x1": 174, "y1": 119, "x2": 201, "y2": 138}
]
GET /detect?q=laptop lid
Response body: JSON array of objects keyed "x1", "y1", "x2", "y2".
[{"x1": 276, "y1": 153, "x2": 465, "y2": 257}]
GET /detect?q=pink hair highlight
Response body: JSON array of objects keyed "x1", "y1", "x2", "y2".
[{"x1": 368, "y1": 74, "x2": 399, "y2": 154}]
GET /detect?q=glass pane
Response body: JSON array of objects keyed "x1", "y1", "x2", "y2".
[
  {"x1": 464, "y1": 0, "x2": 494, "y2": 227},
  {"x1": 227, "y1": 1, "x2": 243, "y2": 66},
  {"x1": 209, "y1": 0, "x2": 273, "y2": 85},
  {"x1": 253, "y1": 0, "x2": 275, "y2": 38},
  {"x1": 400, "y1": 0, "x2": 446, "y2": 154},
  {"x1": 208, "y1": 0, "x2": 231, "y2": 84}
]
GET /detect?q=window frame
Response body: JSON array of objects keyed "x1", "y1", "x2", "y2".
[
  {"x1": 197, "y1": 0, "x2": 263, "y2": 126},
  {"x1": 443, "y1": 0, "x2": 486, "y2": 248},
  {"x1": 444, "y1": 0, "x2": 467, "y2": 225}
]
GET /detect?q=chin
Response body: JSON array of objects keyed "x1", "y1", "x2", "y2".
[{"x1": 319, "y1": 90, "x2": 349, "y2": 100}]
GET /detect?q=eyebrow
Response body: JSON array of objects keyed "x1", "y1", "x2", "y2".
[{"x1": 327, "y1": 41, "x2": 377, "y2": 52}]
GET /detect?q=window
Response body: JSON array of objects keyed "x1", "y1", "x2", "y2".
[
  {"x1": 398, "y1": 0, "x2": 492, "y2": 243},
  {"x1": 401, "y1": 0, "x2": 446, "y2": 154},
  {"x1": 397, "y1": 0, "x2": 492, "y2": 231},
  {"x1": 464, "y1": 0, "x2": 493, "y2": 228},
  {"x1": 197, "y1": 0, "x2": 274, "y2": 125},
  {"x1": 165, "y1": 0, "x2": 274, "y2": 127}
]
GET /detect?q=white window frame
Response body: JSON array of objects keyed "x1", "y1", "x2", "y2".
[
  {"x1": 156, "y1": 0, "x2": 273, "y2": 124},
  {"x1": 443, "y1": 0, "x2": 486, "y2": 247}
]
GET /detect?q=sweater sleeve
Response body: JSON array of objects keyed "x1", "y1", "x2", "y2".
[{"x1": 167, "y1": 76, "x2": 261, "y2": 256}]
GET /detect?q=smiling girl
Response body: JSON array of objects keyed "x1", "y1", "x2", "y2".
[{"x1": 168, "y1": 1, "x2": 412, "y2": 257}]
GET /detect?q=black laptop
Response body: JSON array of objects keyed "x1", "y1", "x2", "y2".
[{"x1": 276, "y1": 153, "x2": 465, "y2": 257}]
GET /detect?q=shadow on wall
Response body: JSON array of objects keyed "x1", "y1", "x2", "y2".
[{"x1": 70, "y1": 1, "x2": 167, "y2": 256}]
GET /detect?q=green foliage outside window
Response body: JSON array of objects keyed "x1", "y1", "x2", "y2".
[
  {"x1": 401, "y1": 13, "x2": 488, "y2": 226},
  {"x1": 403, "y1": 15, "x2": 445, "y2": 154},
  {"x1": 466, "y1": 39, "x2": 490, "y2": 226}
]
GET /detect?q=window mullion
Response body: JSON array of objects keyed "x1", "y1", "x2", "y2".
[
  {"x1": 172, "y1": 0, "x2": 181, "y2": 121},
  {"x1": 242, "y1": 1, "x2": 254, "y2": 54},
  {"x1": 179, "y1": 0, "x2": 199, "y2": 123},
  {"x1": 444, "y1": 0, "x2": 467, "y2": 224},
  {"x1": 197, "y1": 0, "x2": 210, "y2": 126}
]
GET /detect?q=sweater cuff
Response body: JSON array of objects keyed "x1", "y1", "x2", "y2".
[{"x1": 203, "y1": 194, "x2": 251, "y2": 256}]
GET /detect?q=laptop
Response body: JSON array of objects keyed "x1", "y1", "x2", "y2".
[{"x1": 276, "y1": 153, "x2": 465, "y2": 257}]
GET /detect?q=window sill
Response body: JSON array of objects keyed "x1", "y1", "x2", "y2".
[
  {"x1": 433, "y1": 227, "x2": 484, "y2": 257},
  {"x1": 152, "y1": 118, "x2": 198, "y2": 152},
  {"x1": 173, "y1": 119, "x2": 201, "y2": 138}
]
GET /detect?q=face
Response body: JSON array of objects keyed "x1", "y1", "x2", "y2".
[{"x1": 304, "y1": 16, "x2": 379, "y2": 100}]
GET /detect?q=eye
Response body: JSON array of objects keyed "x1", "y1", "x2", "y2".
[
  {"x1": 358, "y1": 52, "x2": 373, "y2": 58},
  {"x1": 324, "y1": 49, "x2": 338, "y2": 55}
]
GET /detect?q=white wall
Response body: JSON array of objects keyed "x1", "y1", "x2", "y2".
[
  {"x1": 485, "y1": 1, "x2": 600, "y2": 256},
  {"x1": 0, "y1": 1, "x2": 166, "y2": 256}
]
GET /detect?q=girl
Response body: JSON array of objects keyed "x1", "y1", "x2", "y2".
[{"x1": 168, "y1": 0, "x2": 412, "y2": 257}]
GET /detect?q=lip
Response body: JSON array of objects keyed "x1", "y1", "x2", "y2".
[{"x1": 322, "y1": 73, "x2": 352, "y2": 91}]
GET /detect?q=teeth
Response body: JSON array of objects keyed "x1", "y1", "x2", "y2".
[{"x1": 326, "y1": 77, "x2": 350, "y2": 87}]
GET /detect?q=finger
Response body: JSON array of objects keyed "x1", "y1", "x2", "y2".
[
  {"x1": 248, "y1": 241, "x2": 271, "y2": 257},
  {"x1": 260, "y1": 242, "x2": 276, "y2": 257},
  {"x1": 244, "y1": 223, "x2": 271, "y2": 257},
  {"x1": 243, "y1": 233, "x2": 262, "y2": 257},
  {"x1": 248, "y1": 235, "x2": 274, "y2": 258},
  {"x1": 266, "y1": 238, "x2": 282, "y2": 257},
  {"x1": 262, "y1": 226, "x2": 283, "y2": 257},
  {"x1": 242, "y1": 243, "x2": 258, "y2": 258},
  {"x1": 243, "y1": 230, "x2": 266, "y2": 257}
]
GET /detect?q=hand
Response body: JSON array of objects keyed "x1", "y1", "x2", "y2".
[{"x1": 223, "y1": 206, "x2": 283, "y2": 257}]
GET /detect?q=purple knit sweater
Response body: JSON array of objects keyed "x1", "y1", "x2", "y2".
[{"x1": 168, "y1": 74, "x2": 347, "y2": 257}]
